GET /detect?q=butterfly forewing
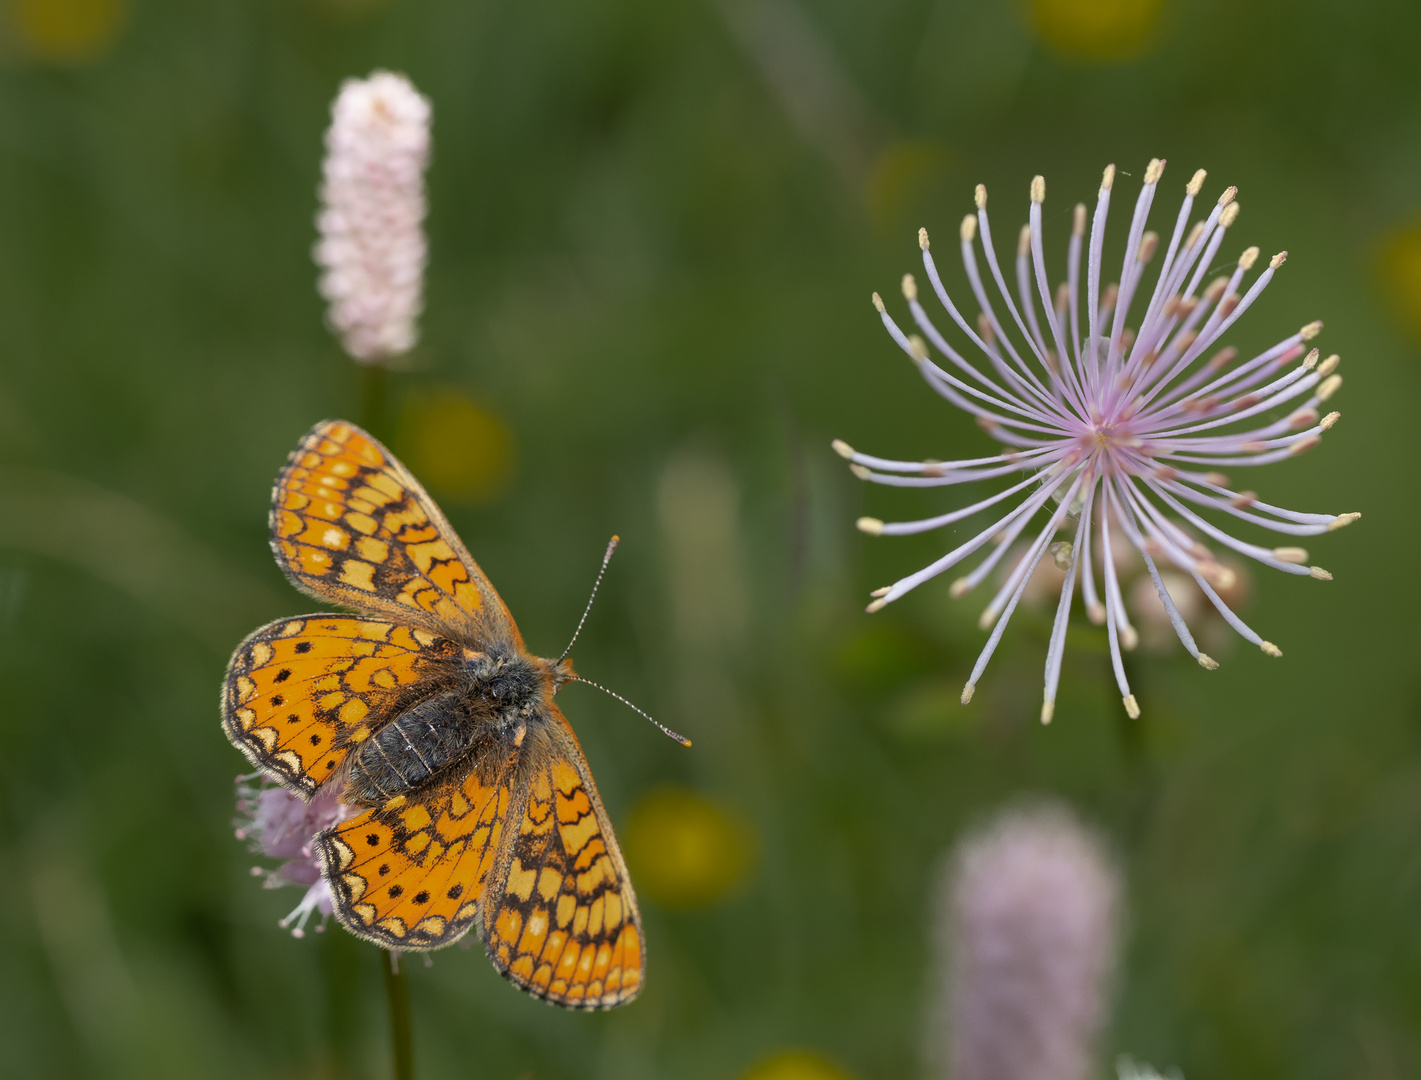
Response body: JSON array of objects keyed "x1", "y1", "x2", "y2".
[
  {"x1": 483, "y1": 710, "x2": 644, "y2": 1009},
  {"x1": 270, "y1": 420, "x2": 520, "y2": 649}
]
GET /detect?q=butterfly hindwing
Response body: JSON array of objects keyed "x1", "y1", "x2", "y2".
[
  {"x1": 270, "y1": 420, "x2": 521, "y2": 648},
  {"x1": 223, "y1": 614, "x2": 462, "y2": 794},
  {"x1": 317, "y1": 751, "x2": 519, "y2": 950},
  {"x1": 483, "y1": 708, "x2": 644, "y2": 1009}
]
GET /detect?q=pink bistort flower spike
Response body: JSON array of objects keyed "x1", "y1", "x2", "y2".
[
  {"x1": 315, "y1": 70, "x2": 432, "y2": 364},
  {"x1": 840, "y1": 160, "x2": 1359, "y2": 721},
  {"x1": 932, "y1": 802, "x2": 1120, "y2": 1080},
  {"x1": 235, "y1": 776, "x2": 360, "y2": 937}
]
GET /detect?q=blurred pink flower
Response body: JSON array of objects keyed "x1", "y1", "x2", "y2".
[
  {"x1": 234, "y1": 776, "x2": 358, "y2": 937},
  {"x1": 841, "y1": 160, "x2": 1358, "y2": 720},
  {"x1": 314, "y1": 70, "x2": 431, "y2": 363},
  {"x1": 931, "y1": 802, "x2": 1120, "y2": 1080}
]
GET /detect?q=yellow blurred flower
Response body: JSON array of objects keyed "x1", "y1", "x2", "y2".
[
  {"x1": 868, "y1": 140, "x2": 953, "y2": 231},
  {"x1": 1377, "y1": 222, "x2": 1421, "y2": 344},
  {"x1": 738, "y1": 1049, "x2": 856, "y2": 1080},
  {"x1": 623, "y1": 787, "x2": 755, "y2": 909},
  {"x1": 10, "y1": 0, "x2": 128, "y2": 64},
  {"x1": 1028, "y1": 0, "x2": 1164, "y2": 63},
  {"x1": 397, "y1": 388, "x2": 515, "y2": 505}
]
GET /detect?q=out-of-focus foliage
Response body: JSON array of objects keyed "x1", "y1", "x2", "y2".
[{"x1": 0, "y1": 0, "x2": 1416, "y2": 1078}]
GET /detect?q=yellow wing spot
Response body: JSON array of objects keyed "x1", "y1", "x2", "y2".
[
  {"x1": 571, "y1": 903, "x2": 589, "y2": 937},
  {"x1": 329, "y1": 459, "x2": 356, "y2": 477},
  {"x1": 382, "y1": 794, "x2": 408, "y2": 811},
  {"x1": 402, "y1": 804, "x2": 432, "y2": 831},
  {"x1": 604, "y1": 892, "x2": 623, "y2": 929},
  {"x1": 280, "y1": 620, "x2": 306, "y2": 637},
  {"x1": 449, "y1": 791, "x2": 470, "y2": 817},
  {"x1": 408, "y1": 539, "x2": 457, "y2": 574},
  {"x1": 372, "y1": 668, "x2": 399, "y2": 689},
  {"x1": 532, "y1": 963, "x2": 554, "y2": 990},
  {"x1": 274, "y1": 750, "x2": 302, "y2": 773},
  {"x1": 329, "y1": 837, "x2": 355, "y2": 869},
  {"x1": 236, "y1": 675, "x2": 255, "y2": 700},
  {"x1": 560, "y1": 814, "x2": 599, "y2": 856},
  {"x1": 252, "y1": 726, "x2": 278, "y2": 752},
  {"x1": 339, "y1": 560, "x2": 376, "y2": 590},
  {"x1": 556, "y1": 893, "x2": 576, "y2": 928},
  {"x1": 412, "y1": 629, "x2": 437, "y2": 648},
  {"x1": 341, "y1": 873, "x2": 367, "y2": 901},
  {"x1": 338, "y1": 698, "x2": 369, "y2": 725},
  {"x1": 506, "y1": 858, "x2": 536, "y2": 902},
  {"x1": 537, "y1": 867, "x2": 563, "y2": 900},
  {"x1": 353, "y1": 903, "x2": 377, "y2": 924},
  {"x1": 345, "y1": 510, "x2": 379, "y2": 533},
  {"x1": 356, "y1": 537, "x2": 390, "y2": 563},
  {"x1": 587, "y1": 895, "x2": 605, "y2": 938},
  {"x1": 405, "y1": 832, "x2": 431, "y2": 854},
  {"x1": 299, "y1": 548, "x2": 333, "y2": 574},
  {"x1": 319, "y1": 692, "x2": 345, "y2": 711},
  {"x1": 496, "y1": 906, "x2": 524, "y2": 943},
  {"x1": 378, "y1": 917, "x2": 408, "y2": 939},
  {"x1": 510, "y1": 954, "x2": 536, "y2": 980},
  {"x1": 349, "y1": 724, "x2": 372, "y2": 743},
  {"x1": 250, "y1": 642, "x2": 273, "y2": 666}
]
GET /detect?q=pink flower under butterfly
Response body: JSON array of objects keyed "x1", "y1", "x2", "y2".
[{"x1": 840, "y1": 160, "x2": 1357, "y2": 721}]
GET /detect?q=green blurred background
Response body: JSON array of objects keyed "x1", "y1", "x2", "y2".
[{"x1": 0, "y1": 0, "x2": 1418, "y2": 1077}]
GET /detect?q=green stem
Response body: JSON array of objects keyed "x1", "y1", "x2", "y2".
[
  {"x1": 382, "y1": 949, "x2": 414, "y2": 1080},
  {"x1": 360, "y1": 362, "x2": 389, "y2": 439}
]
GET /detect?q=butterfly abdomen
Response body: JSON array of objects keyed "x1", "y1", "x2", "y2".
[{"x1": 344, "y1": 652, "x2": 547, "y2": 806}]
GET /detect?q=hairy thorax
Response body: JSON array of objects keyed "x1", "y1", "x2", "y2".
[{"x1": 344, "y1": 650, "x2": 561, "y2": 805}]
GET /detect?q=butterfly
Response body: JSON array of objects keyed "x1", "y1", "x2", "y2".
[{"x1": 222, "y1": 419, "x2": 645, "y2": 1009}]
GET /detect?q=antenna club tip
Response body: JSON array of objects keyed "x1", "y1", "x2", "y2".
[
  {"x1": 609, "y1": 534, "x2": 620, "y2": 545},
  {"x1": 918, "y1": 226, "x2": 930, "y2": 250}
]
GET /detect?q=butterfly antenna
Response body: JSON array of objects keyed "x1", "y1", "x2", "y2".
[
  {"x1": 558, "y1": 535, "x2": 620, "y2": 664},
  {"x1": 568, "y1": 675, "x2": 692, "y2": 747}
]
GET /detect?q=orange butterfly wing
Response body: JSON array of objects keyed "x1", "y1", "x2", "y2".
[
  {"x1": 222, "y1": 614, "x2": 462, "y2": 795},
  {"x1": 316, "y1": 749, "x2": 519, "y2": 950},
  {"x1": 270, "y1": 420, "x2": 521, "y2": 649},
  {"x1": 482, "y1": 708, "x2": 644, "y2": 1009}
]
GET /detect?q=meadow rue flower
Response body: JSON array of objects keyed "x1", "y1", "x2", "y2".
[
  {"x1": 839, "y1": 160, "x2": 1358, "y2": 721},
  {"x1": 234, "y1": 776, "x2": 359, "y2": 937},
  {"x1": 931, "y1": 803, "x2": 1119, "y2": 1080},
  {"x1": 314, "y1": 70, "x2": 431, "y2": 364}
]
